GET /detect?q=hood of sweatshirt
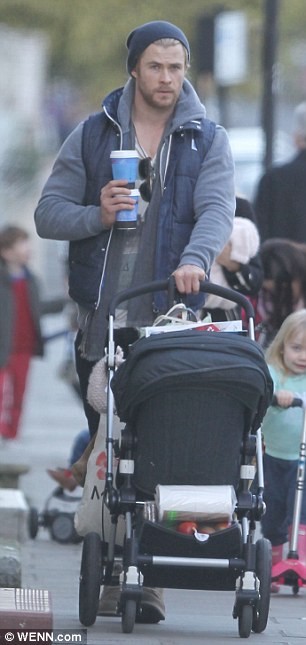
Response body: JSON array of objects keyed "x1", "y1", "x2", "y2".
[{"x1": 102, "y1": 77, "x2": 207, "y2": 141}]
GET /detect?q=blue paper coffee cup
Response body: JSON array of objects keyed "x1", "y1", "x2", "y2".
[
  {"x1": 115, "y1": 188, "x2": 139, "y2": 229},
  {"x1": 110, "y1": 150, "x2": 139, "y2": 187}
]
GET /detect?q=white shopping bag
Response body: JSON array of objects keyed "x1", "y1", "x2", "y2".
[
  {"x1": 74, "y1": 414, "x2": 125, "y2": 543},
  {"x1": 140, "y1": 304, "x2": 242, "y2": 336}
]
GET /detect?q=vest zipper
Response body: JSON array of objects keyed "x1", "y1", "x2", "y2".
[
  {"x1": 160, "y1": 133, "x2": 172, "y2": 191},
  {"x1": 102, "y1": 106, "x2": 123, "y2": 148},
  {"x1": 93, "y1": 106, "x2": 121, "y2": 310},
  {"x1": 95, "y1": 227, "x2": 114, "y2": 310}
]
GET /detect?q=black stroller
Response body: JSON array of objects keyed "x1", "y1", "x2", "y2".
[{"x1": 78, "y1": 280, "x2": 273, "y2": 638}]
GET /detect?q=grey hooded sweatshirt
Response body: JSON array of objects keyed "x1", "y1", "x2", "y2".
[{"x1": 35, "y1": 78, "x2": 235, "y2": 359}]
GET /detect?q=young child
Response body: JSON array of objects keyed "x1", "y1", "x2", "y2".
[
  {"x1": 0, "y1": 225, "x2": 44, "y2": 441},
  {"x1": 261, "y1": 309, "x2": 306, "y2": 590},
  {"x1": 204, "y1": 214, "x2": 260, "y2": 320},
  {"x1": 258, "y1": 238, "x2": 306, "y2": 348}
]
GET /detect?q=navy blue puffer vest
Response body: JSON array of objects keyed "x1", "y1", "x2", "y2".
[{"x1": 68, "y1": 90, "x2": 215, "y2": 311}]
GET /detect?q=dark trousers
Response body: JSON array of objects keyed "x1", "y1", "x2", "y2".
[{"x1": 261, "y1": 453, "x2": 306, "y2": 546}]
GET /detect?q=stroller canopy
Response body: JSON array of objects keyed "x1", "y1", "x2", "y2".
[{"x1": 111, "y1": 329, "x2": 273, "y2": 430}]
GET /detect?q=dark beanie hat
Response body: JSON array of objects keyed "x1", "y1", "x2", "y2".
[{"x1": 126, "y1": 20, "x2": 190, "y2": 74}]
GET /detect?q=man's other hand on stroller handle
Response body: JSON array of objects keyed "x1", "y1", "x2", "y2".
[{"x1": 172, "y1": 265, "x2": 205, "y2": 294}]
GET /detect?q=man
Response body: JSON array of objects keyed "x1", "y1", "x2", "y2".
[
  {"x1": 35, "y1": 20, "x2": 235, "y2": 621},
  {"x1": 254, "y1": 102, "x2": 306, "y2": 242},
  {"x1": 35, "y1": 20, "x2": 235, "y2": 435}
]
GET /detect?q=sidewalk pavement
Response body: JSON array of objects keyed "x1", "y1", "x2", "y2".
[{"x1": 1, "y1": 314, "x2": 306, "y2": 644}]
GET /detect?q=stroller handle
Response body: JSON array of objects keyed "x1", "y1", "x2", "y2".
[
  {"x1": 108, "y1": 277, "x2": 255, "y2": 321},
  {"x1": 271, "y1": 395, "x2": 303, "y2": 408}
]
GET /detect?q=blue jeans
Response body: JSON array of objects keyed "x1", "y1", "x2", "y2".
[
  {"x1": 69, "y1": 428, "x2": 91, "y2": 465},
  {"x1": 261, "y1": 453, "x2": 306, "y2": 546}
]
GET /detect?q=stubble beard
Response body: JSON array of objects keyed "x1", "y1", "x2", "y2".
[{"x1": 138, "y1": 84, "x2": 178, "y2": 114}]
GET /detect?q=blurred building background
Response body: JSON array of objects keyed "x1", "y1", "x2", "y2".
[{"x1": 0, "y1": 0, "x2": 306, "y2": 299}]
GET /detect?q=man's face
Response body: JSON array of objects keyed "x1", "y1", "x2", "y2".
[{"x1": 132, "y1": 42, "x2": 186, "y2": 112}]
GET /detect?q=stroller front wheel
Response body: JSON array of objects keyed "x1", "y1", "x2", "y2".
[
  {"x1": 238, "y1": 604, "x2": 252, "y2": 638},
  {"x1": 122, "y1": 599, "x2": 137, "y2": 634}
]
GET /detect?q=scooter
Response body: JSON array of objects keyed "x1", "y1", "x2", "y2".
[{"x1": 271, "y1": 396, "x2": 306, "y2": 594}]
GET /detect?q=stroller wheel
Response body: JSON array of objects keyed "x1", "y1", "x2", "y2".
[
  {"x1": 252, "y1": 538, "x2": 272, "y2": 633},
  {"x1": 28, "y1": 507, "x2": 39, "y2": 539},
  {"x1": 122, "y1": 599, "x2": 137, "y2": 634},
  {"x1": 79, "y1": 532, "x2": 102, "y2": 627},
  {"x1": 50, "y1": 512, "x2": 76, "y2": 544},
  {"x1": 238, "y1": 604, "x2": 252, "y2": 638}
]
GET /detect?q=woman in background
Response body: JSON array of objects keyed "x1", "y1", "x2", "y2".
[{"x1": 258, "y1": 238, "x2": 306, "y2": 348}]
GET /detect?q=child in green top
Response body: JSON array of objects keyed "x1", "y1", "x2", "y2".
[{"x1": 261, "y1": 309, "x2": 306, "y2": 591}]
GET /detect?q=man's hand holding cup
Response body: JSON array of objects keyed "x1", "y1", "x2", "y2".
[{"x1": 100, "y1": 150, "x2": 140, "y2": 230}]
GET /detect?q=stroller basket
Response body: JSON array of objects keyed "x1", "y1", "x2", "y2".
[{"x1": 138, "y1": 519, "x2": 243, "y2": 590}]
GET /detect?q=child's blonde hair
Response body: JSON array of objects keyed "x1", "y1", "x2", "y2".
[{"x1": 266, "y1": 309, "x2": 306, "y2": 371}]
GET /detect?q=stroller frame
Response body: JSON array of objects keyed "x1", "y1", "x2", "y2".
[{"x1": 79, "y1": 279, "x2": 273, "y2": 638}]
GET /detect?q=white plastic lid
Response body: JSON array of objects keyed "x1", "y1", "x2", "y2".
[{"x1": 110, "y1": 150, "x2": 139, "y2": 159}]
